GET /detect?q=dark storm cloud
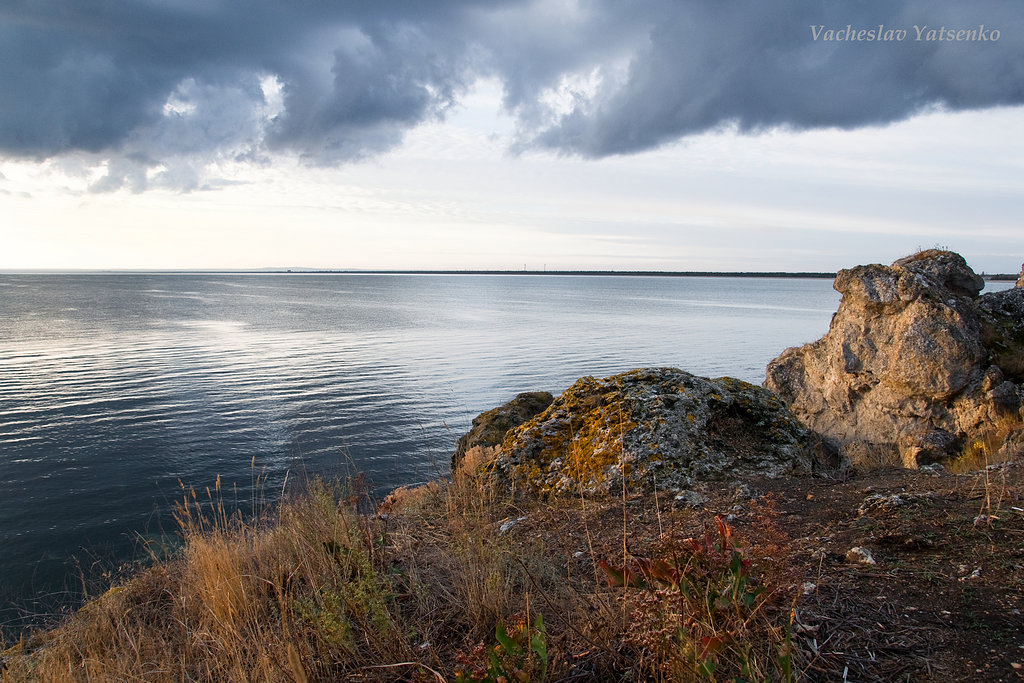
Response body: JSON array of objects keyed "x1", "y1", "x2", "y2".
[
  {"x1": 0, "y1": 1, "x2": 486, "y2": 162},
  {"x1": 0, "y1": 0, "x2": 1020, "y2": 181},
  {"x1": 518, "y1": 0, "x2": 1024, "y2": 156}
]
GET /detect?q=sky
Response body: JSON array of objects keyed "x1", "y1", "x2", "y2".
[{"x1": 1, "y1": 0, "x2": 1022, "y2": 273}]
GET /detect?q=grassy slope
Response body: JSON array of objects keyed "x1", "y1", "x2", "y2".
[{"x1": 2, "y1": 457, "x2": 1023, "y2": 682}]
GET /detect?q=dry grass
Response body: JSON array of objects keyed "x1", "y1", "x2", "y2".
[
  {"x1": 2, "y1": 476, "x2": 415, "y2": 682},
  {"x1": 1, "y1": 454, "x2": 801, "y2": 683}
]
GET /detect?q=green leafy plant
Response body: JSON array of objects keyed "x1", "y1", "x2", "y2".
[
  {"x1": 599, "y1": 516, "x2": 759, "y2": 607},
  {"x1": 600, "y1": 516, "x2": 788, "y2": 681},
  {"x1": 456, "y1": 614, "x2": 548, "y2": 682}
]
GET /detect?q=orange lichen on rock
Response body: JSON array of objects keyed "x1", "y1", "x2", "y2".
[{"x1": 490, "y1": 368, "x2": 816, "y2": 497}]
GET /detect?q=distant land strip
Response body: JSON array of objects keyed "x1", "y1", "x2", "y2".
[
  {"x1": 275, "y1": 269, "x2": 1018, "y2": 280},
  {"x1": 3, "y1": 270, "x2": 1018, "y2": 280},
  {"x1": 290, "y1": 269, "x2": 842, "y2": 278}
]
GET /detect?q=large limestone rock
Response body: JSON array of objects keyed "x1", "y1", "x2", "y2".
[
  {"x1": 488, "y1": 367, "x2": 816, "y2": 497},
  {"x1": 452, "y1": 391, "x2": 553, "y2": 471},
  {"x1": 765, "y1": 250, "x2": 1024, "y2": 468}
]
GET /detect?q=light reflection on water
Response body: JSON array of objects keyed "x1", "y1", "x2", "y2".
[{"x1": 0, "y1": 272, "x2": 862, "y2": 633}]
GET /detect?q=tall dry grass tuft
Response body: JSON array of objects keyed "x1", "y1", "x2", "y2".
[
  {"x1": 443, "y1": 446, "x2": 518, "y2": 637},
  {"x1": 1, "y1": 475, "x2": 421, "y2": 682}
]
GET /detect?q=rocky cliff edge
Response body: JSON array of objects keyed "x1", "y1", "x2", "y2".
[{"x1": 765, "y1": 250, "x2": 1024, "y2": 468}]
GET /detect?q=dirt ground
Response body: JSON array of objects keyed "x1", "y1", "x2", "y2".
[
  {"x1": 744, "y1": 464, "x2": 1024, "y2": 681},
  {"x1": 496, "y1": 462, "x2": 1024, "y2": 682}
]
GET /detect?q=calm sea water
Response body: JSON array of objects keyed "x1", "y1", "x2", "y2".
[{"x1": 0, "y1": 272, "x2": 862, "y2": 633}]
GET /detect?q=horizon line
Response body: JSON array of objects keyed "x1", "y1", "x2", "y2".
[{"x1": 0, "y1": 268, "x2": 1020, "y2": 280}]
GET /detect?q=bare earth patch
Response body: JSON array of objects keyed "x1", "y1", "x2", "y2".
[{"x1": 474, "y1": 462, "x2": 1024, "y2": 681}]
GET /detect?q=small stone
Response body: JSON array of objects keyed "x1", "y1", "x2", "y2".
[
  {"x1": 858, "y1": 492, "x2": 935, "y2": 516},
  {"x1": 498, "y1": 515, "x2": 527, "y2": 535},
  {"x1": 846, "y1": 546, "x2": 876, "y2": 565},
  {"x1": 959, "y1": 567, "x2": 982, "y2": 581},
  {"x1": 801, "y1": 582, "x2": 817, "y2": 595},
  {"x1": 674, "y1": 490, "x2": 705, "y2": 508},
  {"x1": 732, "y1": 483, "x2": 753, "y2": 501}
]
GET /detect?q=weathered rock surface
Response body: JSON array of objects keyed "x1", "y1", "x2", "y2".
[
  {"x1": 488, "y1": 367, "x2": 816, "y2": 497},
  {"x1": 452, "y1": 391, "x2": 553, "y2": 471},
  {"x1": 765, "y1": 250, "x2": 1024, "y2": 468}
]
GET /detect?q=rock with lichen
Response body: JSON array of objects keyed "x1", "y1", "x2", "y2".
[
  {"x1": 765, "y1": 249, "x2": 1024, "y2": 469},
  {"x1": 452, "y1": 391, "x2": 553, "y2": 472},
  {"x1": 979, "y1": 275, "x2": 1024, "y2": 381},
  {"x1": 487, "y1": 367, "x2": 816, "y2": 497}
]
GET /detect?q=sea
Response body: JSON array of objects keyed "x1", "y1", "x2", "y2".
[{"x1": 0, "y1": 273, "x2": 1011, "y2": 636}]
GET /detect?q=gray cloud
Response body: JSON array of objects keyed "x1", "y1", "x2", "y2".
[
  {"x1": 517, "y1": 0, "x2": 1024, "y2": 156},
  {"x1": 1, "y1": 0, "x2": 1021, "y2": 187},
  {"x1": 0, "y1": 0, "x2": 492, "y2": 167}
]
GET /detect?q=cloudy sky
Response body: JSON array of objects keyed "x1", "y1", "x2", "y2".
[{"x1": 1, "y1": 0, "x2": 1022, "y2": 272}]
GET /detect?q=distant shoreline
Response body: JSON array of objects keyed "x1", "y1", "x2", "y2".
[
  {"x1": 344, "y1": 269, "x2": 1020, "y2": 280},
  {"x1": 1, "y1": 269, "x2": 1019, "y2": 280},
  {"x1": 291, "y1": 269, "x2": 843, "y2": 278}
]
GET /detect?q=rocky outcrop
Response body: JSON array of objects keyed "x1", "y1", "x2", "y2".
[
  {"x1": 1017, "y1": 263, "x2": 1024, "y2": 289},
  {"x1": 488, "y1": 367, "x2": 817, "y2": 497},
  {"x1": 765, "y1": 250, "x2": 1024, "y2": 468},
  {"x1": 452, "y1": 391, "x2": 553, "y2": 471}
]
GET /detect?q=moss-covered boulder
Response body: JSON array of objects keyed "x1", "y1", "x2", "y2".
[
  {"x1": 489, "y1": 368, "x2": 816, "y2": 497},
  {"x1": 452, "y1": 391, "x2": 554, "y2": 471},
  {"x1": 979, "y1": 284, "x2": 1024, "y2": 383}
]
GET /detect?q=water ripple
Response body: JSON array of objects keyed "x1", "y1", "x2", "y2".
[{"x1": 0, "y1": 273, "x2": 843, "y2": 635}]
